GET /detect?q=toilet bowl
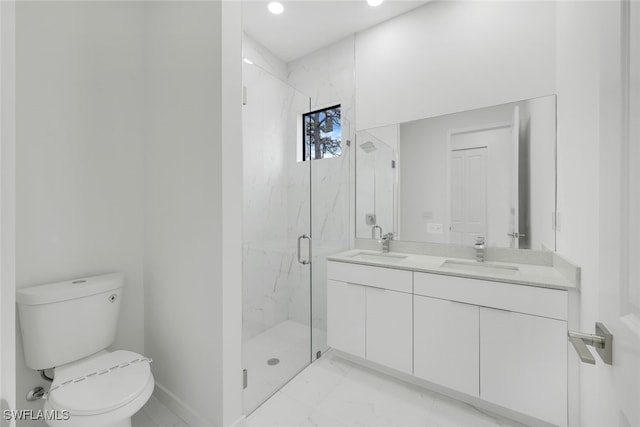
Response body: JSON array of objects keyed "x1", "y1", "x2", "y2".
[{"x1": 43, "y1": 350, "x2": 154, "y2": 427}]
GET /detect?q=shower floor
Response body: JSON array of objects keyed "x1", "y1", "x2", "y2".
[{"x1": 243, "y1": 320, "x2": 325, "y2": 414}]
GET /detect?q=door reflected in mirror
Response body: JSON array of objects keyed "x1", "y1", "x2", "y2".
[{"x1": 355, "y1": 95, "x2": 557, "y2": 250}]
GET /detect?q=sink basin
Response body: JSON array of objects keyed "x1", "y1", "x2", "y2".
[
  {"x1": 440, "y1": 260, "x2": 519, "y2": 276},
  {"x1": 347, "y1": 252, "x2": 408, "y2": 263}
]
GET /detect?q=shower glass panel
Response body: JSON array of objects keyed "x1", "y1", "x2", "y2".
[
  {"x1": 241, "y1": 61, "x2": 312, "y2": 414},
  {"x1": 311, "y1": 114, "x2": 352, "y2": 359}
]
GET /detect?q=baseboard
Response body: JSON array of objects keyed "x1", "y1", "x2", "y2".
[{"x1": 153, "y1": 382, "x2": 213, "y2": 427}]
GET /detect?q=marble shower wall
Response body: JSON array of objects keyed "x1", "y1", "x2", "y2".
[{"x1": 242, "y1": 35, "x2": 354, "y2": 352}]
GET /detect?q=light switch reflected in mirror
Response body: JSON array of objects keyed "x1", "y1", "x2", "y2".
[{"x1": 355, "y1": 95, "x2": 557, "y2": 251}]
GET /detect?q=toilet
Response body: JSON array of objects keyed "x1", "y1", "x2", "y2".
[{"x1": 16, "y1": 273, "x2": 154, "y2": 427}]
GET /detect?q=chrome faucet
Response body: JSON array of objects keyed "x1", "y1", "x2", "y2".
[
  {"x1": 379, "y1": 233, "x2": 394, "y2": 253},
  {"x1": 372, "y1": 225, "x2": 382, "y2": 240},
  {"x1": 474, "y1": 236, "x2": 486, "y2": 262}
]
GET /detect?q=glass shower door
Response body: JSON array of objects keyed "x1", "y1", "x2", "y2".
[
  {"x1": 310, "y1": 114, "x2": 352, "y2": 359},
  {"x1": 241, "y1": 61, "x2": 312, "y2": 414}
]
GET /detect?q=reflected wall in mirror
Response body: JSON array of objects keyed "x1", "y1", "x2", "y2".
[
  {"x1": 356, "y1": 95, "x2": 557, "y2": 250},
  {"x1": 355, "y1": 125, "x2": 398, "y2": 241}
]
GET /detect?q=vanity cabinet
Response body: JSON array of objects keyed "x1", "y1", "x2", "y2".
[
  {"x1": 414, "y1": 271, "x2": 568, "y2": 427},
  {"x1": 326, "y1": 262, "x2": 413, "y2": 373},
  {"x1": 327, "y1": 260, "x2": 570, "y2": 427},
  {"x1": 414, "y1": 295, "x2": 479, "y2": 397}
]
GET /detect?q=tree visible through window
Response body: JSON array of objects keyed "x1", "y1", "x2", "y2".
[{"x1": 303, "y1": 105, "x2": 341, "y2": 161}]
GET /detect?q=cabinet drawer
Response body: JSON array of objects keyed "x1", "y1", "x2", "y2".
[
  {"x1": 414, "y1": 272, "x2": 567, "y2": 320},
  {"x1": 327, "y1": 261, "x2": 412, "y2": 293}
]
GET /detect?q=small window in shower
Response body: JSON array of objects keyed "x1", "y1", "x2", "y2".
[{"x1": 303, "y1": 104, "x2": 342, "y2": 161}]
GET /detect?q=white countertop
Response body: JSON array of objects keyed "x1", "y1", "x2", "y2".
[{"x1": 326, "y1": 249, "x2": 577, "y2": 291}]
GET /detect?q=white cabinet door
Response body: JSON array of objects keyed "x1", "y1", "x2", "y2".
[
  {"x1": 366, "y1": 287, "x2": 412, "y2": 374},
  {"x1": 327, "y1": 280, "x2": 365, "y2": 358},
  {"x1": 414, "y1": 295, "x2": 479, "y2": 397},
  {"x1": 480, "y1": 307, "x2": 567, "y2": 427}
]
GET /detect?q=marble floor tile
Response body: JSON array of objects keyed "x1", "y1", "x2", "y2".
[
  {"x1": 246, "y1": 391, "x2": 316, "y2": 427},
  {"x1": 133, "y1": 394, "x2": 189, "y2": 427},
  {"x1": 132, "y1": 409, "x2": 157, "y2": 427},
  {"x1": 279, "y1": 352, "x2": 355, "y2": 408},
  {"x1": 314, "y1": 363, "x2": 435, "y2": 427},
  {"x1": 246, "y1": 351, "x2": 525, "y2": 427},
  {"x1": 298, "y1": 409, "x2": 346, "y2": 427}
]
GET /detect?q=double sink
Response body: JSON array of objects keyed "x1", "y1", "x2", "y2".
[{"x1": 346, "y1": 251, "x2": 519, "y2": 277}]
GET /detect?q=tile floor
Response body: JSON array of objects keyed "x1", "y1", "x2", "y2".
[
  {"x1": 132, "y1": 395, "x2": 188, "y2": 427},
  {"x1": 134, "y1": 350, "x2": 526, "y2": 427},
  {"x1": 244, "y1": 351, "x2": 526, "y2": 427}
]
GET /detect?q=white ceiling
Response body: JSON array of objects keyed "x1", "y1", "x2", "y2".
[{"x1": 242, "y1": 1, "x2": 429, "y2": 63}]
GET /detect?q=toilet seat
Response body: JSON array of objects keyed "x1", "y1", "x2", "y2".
[{"x1": 48, "y1": 350, "x2": 152, "y2": 416}]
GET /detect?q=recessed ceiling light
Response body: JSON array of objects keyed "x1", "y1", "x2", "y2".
[
  {"x1": 243, "y1": 58, "x2": 254, "y2": 65},
  {"x1": 367, "y1": 0, "x2": 384, "y2": 6},
  {"x1": 268, "y1": 2, "x2": 284, "y2": 15}
]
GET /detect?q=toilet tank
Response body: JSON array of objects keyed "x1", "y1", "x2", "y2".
[{"x1": 16, "y1": 273, "x2": 123, "y2": 370}]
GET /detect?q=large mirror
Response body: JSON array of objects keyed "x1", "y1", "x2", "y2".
[{"x1": 356, "y1": 95, "x2": 557, "y2": 250}]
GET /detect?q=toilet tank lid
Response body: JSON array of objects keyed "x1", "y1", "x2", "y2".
[{"x1": 16, "y1": 273, "x2": 123, "y2": 306}]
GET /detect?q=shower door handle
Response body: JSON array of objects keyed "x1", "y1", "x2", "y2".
[{"x1": 297, "y1": 234, "x2": 311, "y2": 265}]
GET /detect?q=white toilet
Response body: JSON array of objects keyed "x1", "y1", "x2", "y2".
[{"x1": 16, "y1": 273, "x2": 154, "y2": 427}]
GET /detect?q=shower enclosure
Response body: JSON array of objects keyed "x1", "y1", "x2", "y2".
[{"x1": 241, "y1": 51, "x2": 351, "y2": 413}]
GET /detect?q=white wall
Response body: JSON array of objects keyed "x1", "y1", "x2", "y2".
[
  {"x1": 144, "y1": 2, "x2": 225, "y2": 425},
  {"x1": 1, "y1": 0, "x2": 16, "y2": 424},
  {"x1": 355, "y1": 1, "x2": 556, "y2": 130},
  {"x1": 15, "y1": 4, "x2": 146, "y2": 426},
  {"x1": 555, "y1": 4, "x2": 600, "y2": 425},
  {"x1": 554, "y1": 2, "x2": 632, "y2": 426}
]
